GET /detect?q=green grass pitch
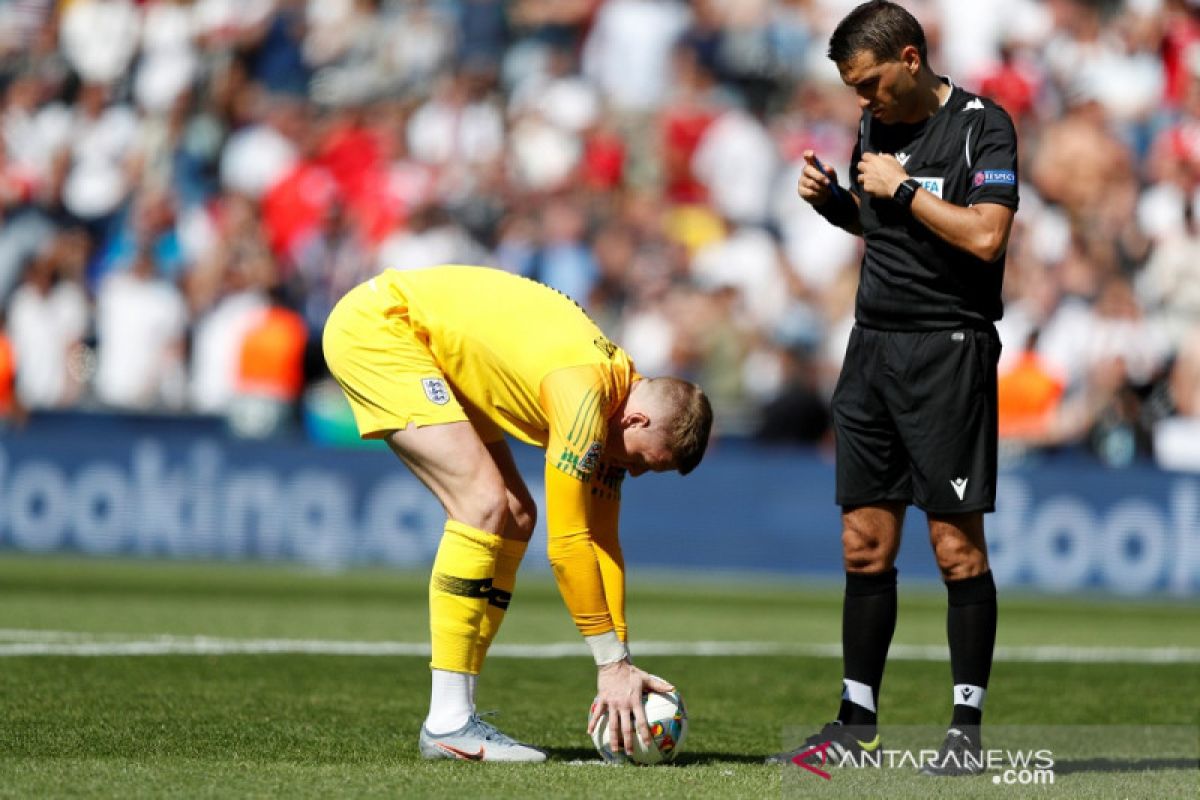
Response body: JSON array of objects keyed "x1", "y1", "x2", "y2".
[{"x1": 0, "y1": 555, "x2": 1196, "y2": 798}]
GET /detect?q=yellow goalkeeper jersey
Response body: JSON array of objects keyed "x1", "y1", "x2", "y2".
[
  {"x1": 380, "y1": 266, "x2": 636, "y2": 483},
  {"x1": 327, "y1": 265, "x2": 636, "y2": 639}
]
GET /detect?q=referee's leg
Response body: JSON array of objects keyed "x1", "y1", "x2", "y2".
[
  {"x1": 836, "y1": 502, "x2": 904, "y2": 733},
  {"x1": 928, "y1": 511, "x2": 997, "y2": 733},
  {"x1": 766, "y1": 502, "x2": 902, "y2": 765}
]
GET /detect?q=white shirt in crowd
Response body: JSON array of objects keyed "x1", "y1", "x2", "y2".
[
  {"x1": 189, "y1": 289, "x2": 269, "y2": 414},
  {"x1": 8, "y1": 280, "x2": 89, "y2": 409},
  {"x1": 95, "y1": 270, "x2": 189, "y2": 410},
  {"x1": 582, "y1": 0, "x2": 692, "y2": 113},
  {"x1": 691, "y1": 224, "x2": 789, "y2": 329},
  {"x1": 775, "y1": 160, "x2": 860, "y2": 294},
  {"x1": 60, "y1": 0, "x2": 141, "y2": 86},
  {"x1": 219, "y1": 124, "x2": 298, "y2": 199},
  {"x1": 62, "y1": 104, "x2": 140, "y2": 220},
  {"x1": 376, "y1": 222, "x2": 486, "y2": 274},
  {"x1": 135, "y1": 1, "x2": 199, "y2": 112},
  {"x1": 407, "y1": 94, "x2": 505, "y2": 168},
  {"x1": 692, "y1": 108, "x2": 780, "y2": 226}
]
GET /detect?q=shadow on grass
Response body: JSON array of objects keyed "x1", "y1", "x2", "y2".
[
  {"x1": 676, "y1": 751, "x2": 772, "y2": 766},
  {"x1": 1053, "y1": 758, "x2": 1199, "y2": 775},
  {"x1": 544, "y1": 747, "x2": 605, "y2": 762},
  {"x1": 544, "y1": 747, "x2": 766, "y2": 766}
]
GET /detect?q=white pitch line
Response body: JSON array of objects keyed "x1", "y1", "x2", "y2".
[
  {"x1": 0, "y1": 633, "x2": 1197, "y2": 663},
  {"x1": 0, "y1": 628, "x2": 106, "y2": 642}
]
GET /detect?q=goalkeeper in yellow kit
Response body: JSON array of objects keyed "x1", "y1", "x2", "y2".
[{"x1": 323, "y1": 265, "x2": 713, "y2": 762}]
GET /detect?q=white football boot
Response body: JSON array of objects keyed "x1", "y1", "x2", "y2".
[{"x1": 419, "y1": 715, "x2": 548, "y2": 762}]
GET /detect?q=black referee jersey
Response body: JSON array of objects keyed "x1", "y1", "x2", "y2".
[{"x1": 848, "y1": 80, "x2": 1020, "y2": 331}]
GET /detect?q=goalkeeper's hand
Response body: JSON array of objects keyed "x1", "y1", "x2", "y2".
[{"x1": 588, "y1": 659, "x2": 674, "y2": 756}]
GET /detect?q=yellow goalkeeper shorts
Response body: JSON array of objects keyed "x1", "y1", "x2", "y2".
[{"x1": 323, "y1": 278, "x2": 499, "y2": 440}]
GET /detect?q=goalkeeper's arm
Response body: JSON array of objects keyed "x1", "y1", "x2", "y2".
[
  {"x1": 544, "y1": 462, "x2": 673, "y2": 755},
  {"x1": 544, "y1": 462, "x2": 627, "y2": 662}
]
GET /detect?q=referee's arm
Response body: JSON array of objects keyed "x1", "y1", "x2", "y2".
[
  {"x1": 908, "y1": 196, "x2": 1014, "y2": 263},
  {"x1": 858, "y1": 152, "x2": 1015, "y2": 262},
  {"x1": 798, "y1": 150, "x2": 864, "y2": 236}
]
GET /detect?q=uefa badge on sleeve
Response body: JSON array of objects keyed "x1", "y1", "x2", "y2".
[{"x1": 421, "y1": 377, "x2": 451, "y2": 405}]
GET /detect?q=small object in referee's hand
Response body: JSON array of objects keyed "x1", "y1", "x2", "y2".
[{"x1": 812, "y1": 154, "x2": 849, "y2": 203}]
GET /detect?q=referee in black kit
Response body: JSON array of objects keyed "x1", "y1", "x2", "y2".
[{"x1": 766, "y1": 1, "x2": 1018, "y2": 776}]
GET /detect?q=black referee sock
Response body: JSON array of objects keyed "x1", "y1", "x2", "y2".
[
  {"x1": 946, "y1": 570, "x2": 997, "y2": 729},
  {"x1": 837, "y1": 568, "x2": 898, "y2": 731}
]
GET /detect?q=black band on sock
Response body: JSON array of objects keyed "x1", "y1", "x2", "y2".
[
  {"x1": 845, "y1": 567, "x2": 898, "y2": 597},
  {"x1": 946, "y1": 570, "x2": 997, "y2": 607},
  {"x1": 432, "y1": 573, "x2": 493, "y2": 599},
  {"x1": 487, "y1": 587, "x2": 512, "y2": 610}
]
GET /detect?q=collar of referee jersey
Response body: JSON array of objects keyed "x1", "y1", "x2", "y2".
[{"x1": 938, "y1": 75, "x2": 954, "y2": 108}]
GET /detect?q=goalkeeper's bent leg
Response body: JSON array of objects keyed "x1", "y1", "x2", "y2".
[{"x1": 429, "y1": 519, "x2": 503, "y2": 675}]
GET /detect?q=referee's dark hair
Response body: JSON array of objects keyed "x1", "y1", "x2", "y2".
[{"x1": 828, "y1": 1, "x2": 928, "y2": 66}]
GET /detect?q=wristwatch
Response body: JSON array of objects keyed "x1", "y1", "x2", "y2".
[{"x1": 893, "y1": 178, "x2": 920, "y2": 208}]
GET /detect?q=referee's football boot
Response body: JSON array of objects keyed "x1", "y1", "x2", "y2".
[
  {"x1": 920, "y1": 727, "x2": 985, "y2": 776},
  {"x1": 765, "y1": 720, "x2": 881, "y2": 767},
  {"x1": 419, "y1": 714, "x2": 548, "y2": 762}
]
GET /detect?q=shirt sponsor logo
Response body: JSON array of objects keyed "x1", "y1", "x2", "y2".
[
  {"x1": 915, "y1": 177, "x2": 944, "y2": 198},
  {"x1": 973, "y1": 169, "x2": 1016, "y2": 187},
  {"x1": 421, "y1": 377, "x2": 451, "y2": 405}
]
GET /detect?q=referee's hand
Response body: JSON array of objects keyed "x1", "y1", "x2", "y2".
[
  {"x1": 798, "y1": 150, "x2": 840, "y2": 207},
  {"x1": 857, "y1": 152, "x2": 908, "y2": 199}
]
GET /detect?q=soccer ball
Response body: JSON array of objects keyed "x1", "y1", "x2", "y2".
[{"x1": 589, "y1": 690, "x2": 688, "y2": 765}]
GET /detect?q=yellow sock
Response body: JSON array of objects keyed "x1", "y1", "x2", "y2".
[
  {"x1": 473, "y1": 537, "x2": 529, "y2": 667},
  {"x1": 429, "y1": 520, "x2": 502, "y2": 675}
]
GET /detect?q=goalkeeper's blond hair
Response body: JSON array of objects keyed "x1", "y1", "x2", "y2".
[{"x1": 643, "y1": 377, "x2": 713, "y2": 476}]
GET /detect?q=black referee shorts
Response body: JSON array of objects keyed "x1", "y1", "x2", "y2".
[{"x1": 832, "y1": 325, "x2": 1000, "y2": 514}]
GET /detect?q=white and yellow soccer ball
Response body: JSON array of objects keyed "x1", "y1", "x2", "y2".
[{"x1": 589, "y1": 690, "x2": 688, "y2": 765}]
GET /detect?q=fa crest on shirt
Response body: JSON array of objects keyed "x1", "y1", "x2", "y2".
[{"x1": 422, "y1": 377, "x2": 451, "y2": 405}]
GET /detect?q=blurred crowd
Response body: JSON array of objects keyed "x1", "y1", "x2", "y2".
[{"x1": 4, "y1": 0, "x2": 1200, "y2": 468}]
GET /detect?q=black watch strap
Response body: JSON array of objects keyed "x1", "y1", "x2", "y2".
[{"x1": 893, "y1": 178, "x2": 920, "y2": 208}]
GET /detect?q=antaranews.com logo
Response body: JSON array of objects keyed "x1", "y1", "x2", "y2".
[
  {"x1": 780, "y1": 724, "x2": 1197, "y2": 795},
  {"x1": 789, "y1": 739, "x2": 1054, "y2": 784}
]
